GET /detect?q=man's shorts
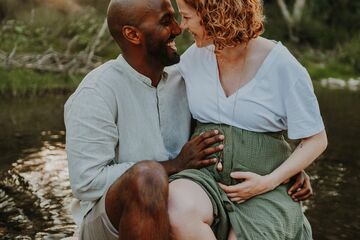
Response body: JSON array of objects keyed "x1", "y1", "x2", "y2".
[{"x1": 79, "y1": 193, "x2": 118, "y2": 240}]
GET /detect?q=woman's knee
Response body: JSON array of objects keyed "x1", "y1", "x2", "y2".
[
  {"x1": 227, "y1": 229, "x2": 237, "y2": 240},
  {"x1": 168, "y1": 179, "x2": 213, "y2": 226}
]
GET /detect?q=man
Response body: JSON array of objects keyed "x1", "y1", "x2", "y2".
[
  {"x1": 65, "y1": 0, "x2": 224, "y2": 239},
  {"x1": 64, "y1": 0, "x2": 313, "y2": 239}
]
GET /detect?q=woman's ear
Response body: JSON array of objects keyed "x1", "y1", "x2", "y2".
[{"x1": 122, "y1": 25, "x2": 142, "y2": 45}]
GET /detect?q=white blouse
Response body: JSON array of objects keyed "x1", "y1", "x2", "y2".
[{"x1": 178, "y1": 42, "x2": 324, "y2": 139}]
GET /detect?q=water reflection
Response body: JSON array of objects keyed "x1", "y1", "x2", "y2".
[
  {"x1": 0, "y1": 86, "x2": 359, "y2": 239},
  {"x1": 303, "y1": 85, "x2": 360, "y2": 239},
  {"x1": 0, "y1": 131, "x2": 75, "y2": 239}
]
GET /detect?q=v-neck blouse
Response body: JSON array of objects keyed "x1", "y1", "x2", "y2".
[{"x1": 177, "y1": 42, "x2": 324, "y2": 139}]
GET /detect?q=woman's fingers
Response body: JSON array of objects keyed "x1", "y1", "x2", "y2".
[
  {"x1": 229, "y1": 197, "x2": 242, "y2": 202},
  {"x1": 226, "y1": 192, "x2": 239, "y2": 198},
  {"x1": 218, "y1": 182, "x2": 239, "y2": 193}
]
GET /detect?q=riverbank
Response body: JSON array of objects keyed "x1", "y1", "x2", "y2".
[
  {"x1": 0, "y1": 48, "x2": 358, "y2": 98},
  {"x1": 1, "y1": 1, "x2": 359, "y2": 97}
]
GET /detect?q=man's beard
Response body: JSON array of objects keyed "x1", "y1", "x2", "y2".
[{"x1": 145, "y1": 34, "x2": 180, "y2": 66}]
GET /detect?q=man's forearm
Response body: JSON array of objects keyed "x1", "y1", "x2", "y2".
[{"x1": 159, "y1": 158, "x2": 181, "y2": 176}]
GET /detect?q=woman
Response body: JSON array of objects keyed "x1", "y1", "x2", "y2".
[{"x1": 168, "y1": 0, "x2": 328, "y2": 239}]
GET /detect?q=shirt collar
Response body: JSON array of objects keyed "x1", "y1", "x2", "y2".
[{"x1": 117, "y1": 55, "x2": 168, "y2": 87}]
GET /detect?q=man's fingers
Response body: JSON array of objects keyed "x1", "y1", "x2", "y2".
[
  {"x1": 291, "y1": 188, "x2": 313, "y2": 201},
  {"x1": 194, "y1": 130, "x2": 220, "y2": 144},
  {"x1": 288, "y1": 181, "x2": 303, "y2": 195},
  {"x1": 199, "y1": 135, "x2": 224, "y2": 149},
  {"x1": 295, "y1": 192, "x2": 313, "y2": 201},
  {"x1": 198, "y1": 158, "x2": 217, "y2": 168},
  {"x1": 201, "y1": 144, "x2": 224, "y2": 157},
  {"x1": 291, "y1": 188, "x2": 309, "y2": 198}
]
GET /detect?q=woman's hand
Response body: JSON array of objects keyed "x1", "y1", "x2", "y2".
[{"x1": 218, "y1": 172, "x2": 275, "y2": 204}]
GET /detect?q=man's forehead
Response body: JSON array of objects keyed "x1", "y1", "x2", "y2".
[
  {"x1": 135, "y1": 0, "x2": 173, "y2": 21},
  {"x1": 150, "y1": 0, "x2": 174, "y2": 13}
]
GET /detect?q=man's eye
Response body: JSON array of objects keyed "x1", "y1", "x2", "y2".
[{"x1": 162, "y1": 18, "x2": 171, "y2": 25}]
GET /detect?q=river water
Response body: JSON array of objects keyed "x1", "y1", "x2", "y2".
[{"x1": 0, "y1": 86, "x2": 359, "y2": 239}]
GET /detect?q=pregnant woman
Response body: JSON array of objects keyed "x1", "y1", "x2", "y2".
[{"x1": 168, "y1": 0, "x2": 328, "y2": 239}]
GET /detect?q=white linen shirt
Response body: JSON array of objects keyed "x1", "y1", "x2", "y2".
[
  {"x1": 64, "y1": 55, "x2": 191, "y2": 225},
  {"x1": 178, "y1": 42, "x2": 324, "y2": 139}
]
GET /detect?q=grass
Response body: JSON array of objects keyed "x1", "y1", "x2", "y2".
[{"x1": 0, "y1": 67, "x2": 83, "y2": 97}]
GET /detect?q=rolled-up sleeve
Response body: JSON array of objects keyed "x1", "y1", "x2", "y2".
[{"x1": 64, "y1": 87, "x2": 134, "y2": 201}]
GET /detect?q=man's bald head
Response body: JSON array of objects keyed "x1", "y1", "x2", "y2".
[
  {"x1": 107, "y1": 0, "x2": 181, "y2": 69},
  {"x1": 107, "y1": 0, "x2": 155, "y2": 46}
]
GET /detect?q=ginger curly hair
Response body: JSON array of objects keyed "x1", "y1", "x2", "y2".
[{"x1": 184, "y1": 0, "x2": 265, "y2": 49}]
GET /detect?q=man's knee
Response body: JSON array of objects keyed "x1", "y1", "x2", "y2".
[
  {"x1": 109, "y1": 160, "x2": 168, "y2": 207},
  {"x1": 129, "y1": 160, "x2": 168, "y2": 191},
  {"x1": 105, "y1": 161, "x2": 169, "y2": 228}
]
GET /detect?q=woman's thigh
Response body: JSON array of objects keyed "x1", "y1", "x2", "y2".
[{"x1": 168, "y1": 179, "x2": 214, "y2": 226}]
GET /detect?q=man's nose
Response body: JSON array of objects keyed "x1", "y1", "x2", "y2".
[{"x1": 172, "y1": 20, "x2": 182, "y2": 36}]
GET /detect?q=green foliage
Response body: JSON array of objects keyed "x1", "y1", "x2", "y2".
[
  {"x1": 262, "y1": 1, "x2": 289, "y2": 41},
  {"x1": 0, "y1": 19, "x2": 49, "y2": 53},
  {"x1": 0, "y1": 67, "x2": 82, "y2": 97},
  {"x1": 263, "y1": 0, "x2": 360, "y2": 50},
  {"x1": 0, "y1": 6, "x2": 108, "y2": 53},
  {"x1": 288, "y1": 44, "x2": 358, "y2": 81},
  {"x1": 337, "y1": 34, "x2": 360, "y2": 73},
  {"x1": 0, "y1": 0, "x2": 359, "y2": 97}
]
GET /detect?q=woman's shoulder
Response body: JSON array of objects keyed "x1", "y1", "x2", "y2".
[
  {"x1": 179, "y1": 43, "x2": 214, "y2": 73},
  {"x1": 257, "y1": 39, "x2": 309, "y2": 85},
  {"x1": 275, "y1": 42, "x2": 308, "y2": 76},
  {"x1": 181, "y1": 43, "x2": 213, "y2": 60},
  {"x1": 255, "y1": 37, "x2": 277, "y2": 54}
]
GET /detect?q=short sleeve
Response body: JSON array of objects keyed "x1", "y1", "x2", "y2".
[{"x1": 285, "y1": 74, "x2": 325, "y2": 139}]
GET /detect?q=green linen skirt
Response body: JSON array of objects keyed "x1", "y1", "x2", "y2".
[{"x1": 169, "y1": 122, "x2": 312, "y2": 240}]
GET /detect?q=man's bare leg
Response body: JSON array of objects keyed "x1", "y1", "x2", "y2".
[
  {"x1": 105, "y1": 161, "x2": 171, "y2": 240},
  {"x1": 168, "y1": 179, "x2": 216, "y2": 240}
]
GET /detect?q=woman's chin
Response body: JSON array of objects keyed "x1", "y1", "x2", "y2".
[{"x1": 195, "y1": 40, "x2": 211, "y2": 48}]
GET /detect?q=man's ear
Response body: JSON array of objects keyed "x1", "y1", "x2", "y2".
[{"x1": 122, "y1": 25, "x2": 142, "y2": 45}]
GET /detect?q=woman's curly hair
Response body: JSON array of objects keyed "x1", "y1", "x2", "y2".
[{"x1": 184, "y1": 0, "x2": 265, "y2": 49}]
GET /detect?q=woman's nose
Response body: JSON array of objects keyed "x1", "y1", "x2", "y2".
[{"x1": 179, "y1": 20, "x2": 187, "y2": 31}]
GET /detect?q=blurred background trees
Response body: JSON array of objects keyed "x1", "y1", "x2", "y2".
[{"x1": 0, "y1": 0, "x2": 359, "y2": 95}]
